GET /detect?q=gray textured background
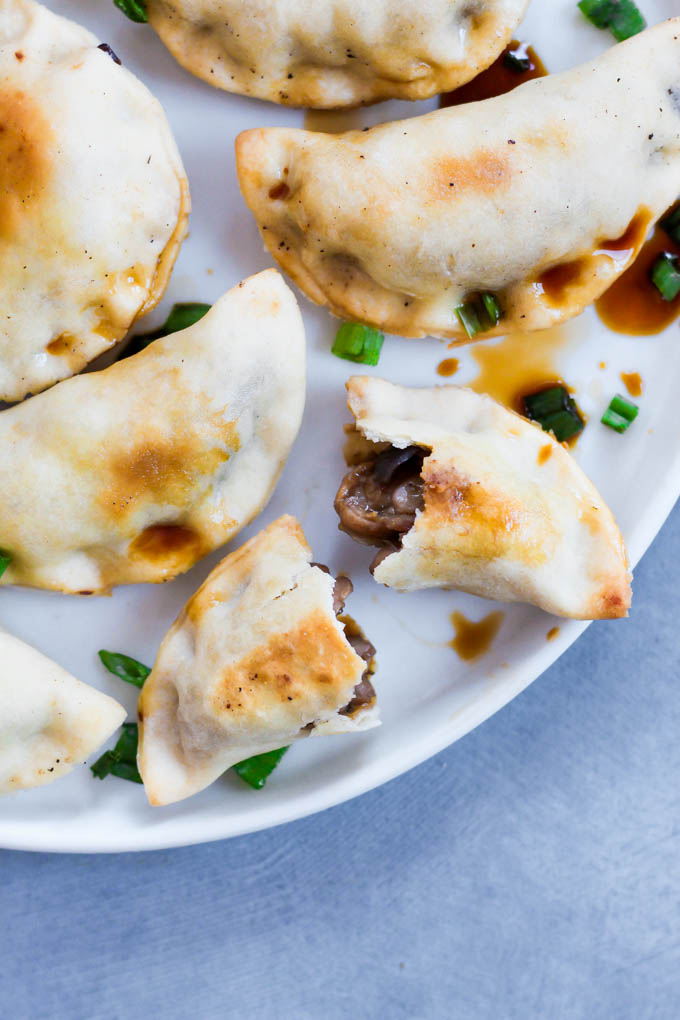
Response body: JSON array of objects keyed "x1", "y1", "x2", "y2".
[{"x1": 3, "y1": 506, "x2": 680, "y2": 1019}]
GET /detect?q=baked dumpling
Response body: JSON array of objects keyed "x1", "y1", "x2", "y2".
[
  {"x1": 236, "y1": 19, "x2": 680, "y2": 339},
  {"x1": 0, "y1": 630, "x2": 125, "y2": 795},
  {"x1": 0, "y1": 271, "x2": 305, "y2": 594},
  {"x1": 335, "y1": 377, "x2": 631, "y2": 620},
  {"x1": 138, "y1": 515, "x2": 378, "y2": 806},
  {"x1": 146, "y1": 0, "x2": 529, "y2": 108},
  {"x1": 0, "y1": 0, "x2": 189, "y2": 401}
]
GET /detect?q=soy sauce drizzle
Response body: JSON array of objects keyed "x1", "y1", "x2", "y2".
[
  {"x1": 595, "y1": 205, "x2": 680, "y2": 335},
  {"x1": 449, "y1": 611, "x2": 505, "y2": 662},
  {"x1": 436, "y1": 357, "x2": 459, "y2": 377},
  {"x1": 439, "y1": 41, "x2": 548, "y2": 108}
]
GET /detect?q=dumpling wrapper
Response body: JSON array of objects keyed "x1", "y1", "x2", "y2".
[
  {"x1": 138, "y1": 515, "x2": 379, "y2": 806},
  {"x1": 236, "y1": 20, "x2": 680, "y2": 338},
  {"x1": 0, "y1": 0, "x2": 189, "y2": 401},
  {"x1": 0, "y1": 270, "x2": 305, "y2": 594},
  {"x1": 0, "y1": 630, "x2": 126, "y2": 795},
  {"x1": 146, "y1": 0, "x2": 528, "y2": 108},
  {"x1": 340, "y1": 377, "x2": 631, "y2": 620}
]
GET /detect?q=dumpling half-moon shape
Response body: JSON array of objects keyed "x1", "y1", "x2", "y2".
[
  {"x1": 0, "y1": 630, "x2": 126, "y2": 795},
  {"x1": 138, "y1": 515, "x2": 379, "y2": 806},
  {"x1": 335, "y1": 377, "x2": 631, "y2": 620},
  {"x1": 146, "y1": 0, "x2": 529, "y2": 108},
  {"x1": 0, "y1": 0, "x2": 189, "y2": 401},
  {"x1": 0, "y1": 271, "x2": 305, "y2": 594},
  {"x1": 237, "y1": 20, "x2": 680, "y2": 339}
]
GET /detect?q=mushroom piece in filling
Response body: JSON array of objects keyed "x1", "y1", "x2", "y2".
[
  {"x1": 334, "y1": 444, "x2": 426, "y2": 571},
  {"x1": 312, "y1": 565, "x2": 377, "y2": 716}
]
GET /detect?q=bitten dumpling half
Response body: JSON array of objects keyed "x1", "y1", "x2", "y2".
[
  {"x1": 237, "y1": 19, "x2": 680, "y2": 339},
  {"x1": 138, "y1": 515, "x2": 378, "y2": 806},
  {"x1": 335, "y1": 378, "x2": 631, "y2": 620},
  {"x1": 146, "y1": 0, "x2": 528, "y2": 108},
  {"x1": 0, "y1": 271, "x2": 305, "y2": 595},
  {"x1": 0, "y1": 630, "x2": 125, "y2": 795},
  {"x1": 0, "y1": 0, "x2": 189, "y2": 401}
]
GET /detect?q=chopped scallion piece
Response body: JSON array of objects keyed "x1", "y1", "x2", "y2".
[
  {"x1": 651, "y1": 252, "x2": 680, "y2": 301},
  {"x1": 455, "y1": 301, "x2": 483, "y2": 338},
  {"x1": 122, "y1": 302, "x2": 212, "y2": 358},
  {"x1": 503, "y1": 43, "x2": 531, "y2": 72},
  {"x1": 455, "y1": 292, "x2": 504, "y2": 338},
  {"x1": 481, "y1": 292, "x2": 502, "y2": 326},
  {"x1": 233, "y1": 747, "x2": 289, "y2": 790},
  {"x1": 0, "y1": 550, "x2": 11, "y2": 579},
  {"x1": 577, "y1": 0, "x2": 646, "y2": 41},
  {"x1": 91, "y1": 723, "x2": 142, "y2": 784},
  {"x1": 522, "y1": 385, "x2": 585, "y2": 442},
  {"x1": 331, "y1": 323, "x2": 384, "y2": 366},
  {"x1": 113, "y1": 0, "x2": 148, "y2": 22},
  {"x1": 660, "y1": 205, "x2": 680, "y2": 245},
  {"x1": 601, "y1": 393, "x2": 638, "y2": 433},
  {"x1": 99, "y1": 650, "x2": 151, "y2": 689}
]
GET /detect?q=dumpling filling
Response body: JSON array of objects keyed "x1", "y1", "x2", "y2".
[
  {"x1": 314, "y1": 567, "x2": 377, "y2": 716},
  {"x1": 334, "y1": 445, "x2": 425, "y2": 571}
]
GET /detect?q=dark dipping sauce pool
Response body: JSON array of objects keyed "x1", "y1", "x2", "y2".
[{"x1": 439, "y1": 40, "x2": 548, "y2": 108}]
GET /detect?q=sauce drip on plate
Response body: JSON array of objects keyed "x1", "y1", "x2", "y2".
[
  {"x1": 437, "y1": 357, "x2": 459, "y2": 377},
  {"x1": 620, "y1": 371, "x2": 643, "y2": 397},
  {"x1": 440, "y1": 41, "x2": 547, "y2": 108},
  {"x1": 449, "y1": 611, "x2": 504, "y2": 662},
  {"x1": 469, "y1": 324, "x2": 570, "y2": 411},
  {"x1": 595, "y1": 209, "x2": 680, "y2": 335}
]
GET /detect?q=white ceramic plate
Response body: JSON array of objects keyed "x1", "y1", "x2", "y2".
[{"x1": 1, "y1": 0, "x2": 677, "y2": 852}]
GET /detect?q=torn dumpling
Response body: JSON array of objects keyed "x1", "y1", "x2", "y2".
[
  {"x1": 335, "y1": 377, "x2": 631, "y2": 620},
  {"x1": 236, "y1": 20, "x2": 680, "y2": 338},
  {"x1": 138, "y1": 515, "x2": 379, "y2": 806},
  {"x1": 0, "y1": 630, "x2": 126, "y2": 795},
  {"x1": 0, "y1": 0, "x2": 189, "y2": 401},
  {"x1": 146, "y1": 0, "x2": 529, "y2": 108},
  {"x1": 0, "y1": 270, "x2": 305, "y2": 594}
]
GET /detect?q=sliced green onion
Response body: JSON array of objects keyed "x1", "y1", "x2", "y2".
[
  {"x1": 123, "y1": 302, "x2": 211, "y2": 358},
  {"x1": 577, "y1": 0, "x2": 646, "y2": 42},
  {"x1": 522, "y1": 386, "x2": 565, "y2": 418},
  {"x1": 233, "y1": 747, "x2": 289, "y2": 790},
  {"x1": 0, "y1": 550, "x2": 11, "y2": 579},
  {"x1": 601, "y1": 393, "x2": 638, "y2": 433},
  {"x1": 503, "y1": 43, "x2": 531, "y2": 72},
  {"x1": 651, "y1": 252, "x2": 680, "y2": 301},
  {"x1": 113, "y1": 0, "x2": 148, "y2": 22},
  {"x1": 660, "y1": 205, "x2": 680, "y2": 245},
  {"x1": 99, "y1": 650, "x2": 151, "y2": 689},
  {"x1": 481, "y1": 292, "x2": 502, "y2": 326},
  {"x1": 331, "y1": 323, "x2": 384, "y2": 366},
  {"x1": 522, "y1": 385, "x2": 585, "y2": 442},
  {"x1": 455, "y1": 301, "x2": 483, "y2": 338},
  {"x1": 91, "y1": 723, "x2": 142, "y2": 784},
  {"x1": 455, "y1": 292, "x2": 504, "y2": 338}
]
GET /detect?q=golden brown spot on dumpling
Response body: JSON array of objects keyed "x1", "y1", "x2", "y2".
[
  {"x1": 108, "y1": 441, "x2": 223, "y2": 511},
  {"x1": 212, "y1": 609, "x2": 359, "y2": 721},
  {"x1": 46, "y1": 333, "x2": 76, "y2": 356},
  {"x1": 268, "y1": 181, "x2": 290, "y2": 200},
  {"x1": 100, "y1": 415, "x2": 237, "y2": 520},
  {"x1": 128, "y1": 523, "x2": 202, "y2": 566},
  {"x1": 537, "y1": 443, "x2": 553, "y2": 465},
  {"x1": 423, "y1": 458, "x2": 549, "y2": 566},
  {"x1": 0, "y1": 89, "x2": 52, "y2": 241},
  {"x1": 431, "y1": 149, "x2": 510, "y2": 200}
]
